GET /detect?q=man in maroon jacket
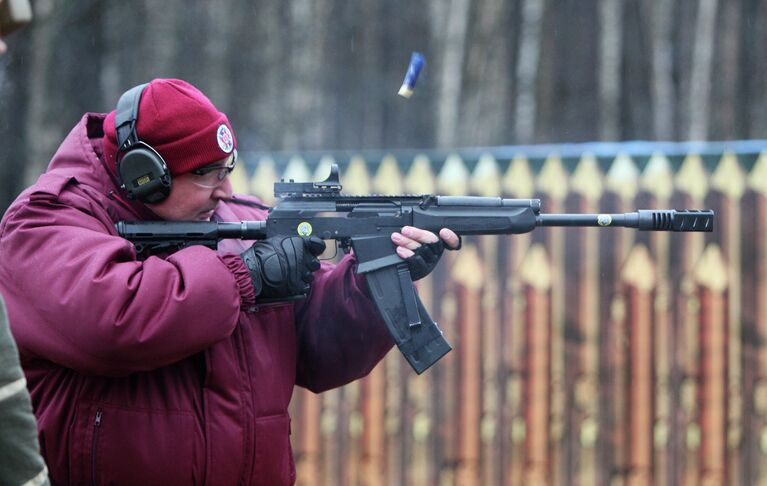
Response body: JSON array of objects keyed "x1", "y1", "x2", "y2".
[{"x1": 0, "y1": 78, "x2": 458, "y2": 485}]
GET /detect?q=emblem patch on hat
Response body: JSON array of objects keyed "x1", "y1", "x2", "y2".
[{"x1": 217, "y1": 124, "x2": 234, "y2": 154}]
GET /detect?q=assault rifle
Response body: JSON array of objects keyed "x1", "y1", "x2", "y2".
[{"x1": 117, "y1": 164, "x2": 714, "y2": 374}]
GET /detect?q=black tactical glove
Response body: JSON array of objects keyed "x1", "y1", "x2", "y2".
[
  {"x1": 240, "y1": 236, "x2": 327, "y2": 299},
  {"x1": 405, "y1": 235, "x2": 461, "y2": 281}
]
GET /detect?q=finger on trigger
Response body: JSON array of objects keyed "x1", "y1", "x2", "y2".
[
  {"x1": 392, "y1": 231, "x2": 421, "y2": 251},
  {"x1": 402, "y1": 238, "x2": 422, "y2": 251},
  {"x1": 439, "y1": 228, "x2": 459, "y2": 248},
  {"x1": 402, "y1": 225, "x2": 438, "y2": 244}
]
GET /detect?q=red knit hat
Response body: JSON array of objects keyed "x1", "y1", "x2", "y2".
[{"x1": 102, "y1": 79, "x2": 237, "y2": 176}]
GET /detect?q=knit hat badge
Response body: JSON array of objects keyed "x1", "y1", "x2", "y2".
[{"x1": 217, "y1": 124, "x2": 234, "y2": 154}]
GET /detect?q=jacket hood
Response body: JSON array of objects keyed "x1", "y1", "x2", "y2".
[{"x1": 46, "y1": 113, "x2": 159, "y2": 220}]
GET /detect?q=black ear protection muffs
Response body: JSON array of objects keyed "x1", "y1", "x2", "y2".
[{"x1": 114, "y1": 83, "x2": 172, "y2": 204}]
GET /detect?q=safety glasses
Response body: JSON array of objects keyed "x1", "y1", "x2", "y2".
[{"x1": 190, "y1": 149, "x2": 237, "y2": 188}]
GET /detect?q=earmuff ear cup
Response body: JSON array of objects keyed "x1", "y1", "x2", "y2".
[
  {"x1": 114, "y1": 83, "x2": 173, "y2": 204},
  {"x1": 117, "y1": 143, "x2": 172, "y2": 203}
]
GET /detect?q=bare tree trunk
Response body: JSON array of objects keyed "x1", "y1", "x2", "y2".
[
  {"x1": 434, "y1": 0, "x2": 471, "y2": 148},
  {"x1": 358, "y1": 0, "x2": 385, "y2": 149},
  {"x1": 598, "y1": 0, "x2": 623, "y2": 141},
  {"x1": 459, "y1": 0, "x2": 512, "y2": 146},
  {"x1": 710, "y1": 0, "x2": 740, "y2": 139},
  {"x1": 687, "y1": 0, "x2": 718, "y2": 140},
  {"x1": 514, "y1": 0, "x2": 544, "y2": 143},
  {"x1": 202, "y1": 0, "x2": 235, "y2": 108},
  {"x1": 649, "y1": 0, "x2": 675, "y2": 140},
  {"x1": 140, "y1": 0, "x2": 182, "y2": 82},
  {"x1": 0, "y1": 21, "x2": 33, "y2": 208},
  {"x1": 746, "y1": 0, "x2": 767, "y2": 138},
  {"x1": 282, "y1": 0, "x2": 329, "y2": 149},
  {"x1": 229, "y1": 0, "x2": 285, "y2": 151},
  {"x1": 99, "y1": 2, "x2": 134, "y2": 105},
  {"x1": 23, "y1": 0, "x2": 57, "y2": 184}
]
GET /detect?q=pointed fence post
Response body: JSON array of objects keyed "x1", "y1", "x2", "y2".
[
  {"x1": 605, "y1": 152, "x2": 640, "y2": 484},
  {"x1": 344, "y1": 382, "x2": 362, "y2": 486},
  {"x1": 536, "y1": 153, "x2": 570, "y2": 485},
  {"x1": 294, "y1": 391, "x2": 321, "y2": 486},
  {"x1": 320, "y1": 389, "x2": 341, "y2": 485},
  {"x1": 570, "y1": 153, "x2": 605, "y2": 485},
  {"x1": 621, "y1": 245, "x2": 657, "y2": 486},
  {"x1": 674, "y1": 153, "x2": 711, "y2": 485},
  {"x1": 747, "y1": 152, "x2": 767, "y2": 485},
  {"x1": 641, "y1": 151, "x2": 676, "y2": 486},
  {"x1": 694, "y1": 245, "x2": 729, "y2": 486},
  {"x1": 501, "y1": 154, "x2": 536, "y2": 486},
  {"x1": 471, "y1": 154, "x2": 505, "y2": 485},
  {"x1": 452, "y1": 244, "x2": 485, "y2": 486},
  {"x1": 439, "y1": 153, "x2": 476, "y2": 486},
  {"x1": 519, "y1": 244, "x2": 553, "y2": 485},
  {"x1": 711, "y1": 152, "x2": 746, "y2": 485},
  {"x1": 360, "y1": 368, "x2": 385, "y2": 486}
]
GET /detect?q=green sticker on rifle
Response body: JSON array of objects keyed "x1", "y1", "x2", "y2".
[
  {"x1": 297, "y1": 222, "x2": 313, "y2": 236},
  {"x1": 597, "y1": 214, "x2": 612, "y2": 226}
]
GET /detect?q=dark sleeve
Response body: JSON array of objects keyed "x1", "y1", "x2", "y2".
[
  {"x1": 293, "y1": 254, "x2": 394, "y2": 393},
  {"x1": 0, "y1": 297, "x2": 50, "y2": 486}
]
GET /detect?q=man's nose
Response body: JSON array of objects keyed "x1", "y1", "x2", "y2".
[{"x1": 212, "y1": 177, "x2": 233, "y2": 199}]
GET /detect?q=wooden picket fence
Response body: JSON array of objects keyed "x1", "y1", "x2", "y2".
[{"x1": 233, "y1": 143, "x2": 767, "y2": 486}]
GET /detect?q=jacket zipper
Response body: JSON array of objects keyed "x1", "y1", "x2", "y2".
[
  {"x1": 234, "y1": 326, "x2": 256, "y2": 484},
  {"x1": 92, "y1": 409, "x2": 102, "y2": 486}
]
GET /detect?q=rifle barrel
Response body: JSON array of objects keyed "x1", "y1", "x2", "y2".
[
  {"x1": 115, "y1": 221, "x2": 269, "y2": 240},
  {"x1": 216, "y1": 221, "x2": 269, "y2": 239},
  {"x1": 537, "y1": 209, "x2": 713, "y2": 232}
]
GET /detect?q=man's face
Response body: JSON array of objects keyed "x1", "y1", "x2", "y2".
[{"x1": 146, "y1": 154, "x2": 235, "y2": 221}]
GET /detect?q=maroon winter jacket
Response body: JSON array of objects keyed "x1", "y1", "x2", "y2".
[{"x1": 0, "y1": 114, "x2": 393, "y2": 485}]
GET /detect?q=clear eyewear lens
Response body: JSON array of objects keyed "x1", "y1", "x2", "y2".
[{"x1": 191, "y1": 150, "x2": 237, "y2": 188}]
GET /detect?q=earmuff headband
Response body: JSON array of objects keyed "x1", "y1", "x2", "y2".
[{"x1": 115, "y1": 83, "x2": 147, "y2": 154}]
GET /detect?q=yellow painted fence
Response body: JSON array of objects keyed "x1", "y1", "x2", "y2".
[{"x1": 232, "y1": 145, "x2": 766, "y2": 486}]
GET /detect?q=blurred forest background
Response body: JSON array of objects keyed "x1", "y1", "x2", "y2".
[
  {"x1": 2, "y1": 1, "x2": 767, "y2": 486},
  {"x1": 1, "y1": 0, "x2": 767, "y2": 210}
]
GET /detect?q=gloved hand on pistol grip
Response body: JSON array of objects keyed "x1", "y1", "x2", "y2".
[
  {"x1": 394, "y1": 227, "x2": 461, "y2": 281},
  {"x1": 240, "y1": 236, "x2": 327, "y2": 299},
  {"x1": 406, "y1": 240, "x2": 445, "y2": 281}
]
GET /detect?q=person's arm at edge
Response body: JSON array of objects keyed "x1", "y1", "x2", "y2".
[{"x1": 0, "y1": 296, "x2": 50, "y2": 486}]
